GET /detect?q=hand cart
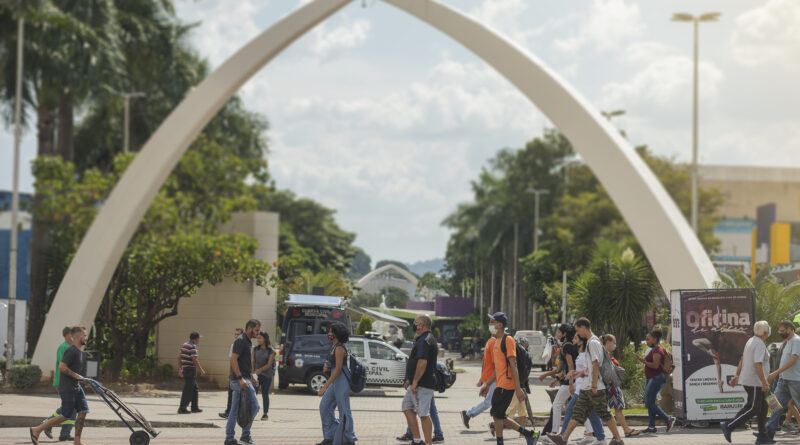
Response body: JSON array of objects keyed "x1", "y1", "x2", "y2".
[{"x1": 80, "y1": 378, "x2": 160, "y2": 445}]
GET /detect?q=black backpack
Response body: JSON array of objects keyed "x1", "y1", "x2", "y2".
[
  {"x1": 500, "y1": 334, "x2": 532, "y2": 391},
  {"x1": 434, "y1": 362, "x2": 450, "y2": 393}
]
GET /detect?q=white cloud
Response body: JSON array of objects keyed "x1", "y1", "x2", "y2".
[
  {"x1": 731, "y1": 0, "x2": 800, "y2": 66},
  {"x1": 312, "y1": 19, "x2": 372, "y2": 56},
  {"x1": 554, "y1": 0, "x2": 644, "y2": 52},
  {"x1": 179, "y1": 0, "x2": 264, "y2": 67},
  {"x1": 601, "y1": 42, "x2": 724, "y2": 108}
]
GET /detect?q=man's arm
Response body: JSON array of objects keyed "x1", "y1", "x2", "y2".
[
  {"x1": 192, "y1": 353, "x2": 205, "y2": 375},
  {"x1": 591, "y1": 359, "x2": 600, "y2": 394},
  {"x1": 730, "y1": 358, "x2": 744, "y2": 386},
  {"x1": 230, "y1": 352, "x2": 247, "y2": 388},
  {"x1": 755, "y1": 362, "x2": 769, "y2": 391},
  {"x1": 177, "y1": 353, "x2": 183, "y2": 376},
  {"x1": 59, "y1": 361, "x2": 83, "y2": 381},
  {"x1": 411, "y1": 359, "x2": 427, "y2": 391},
  {"x1": 769, "y1": 354, "x2": 798, "y2": 382}
]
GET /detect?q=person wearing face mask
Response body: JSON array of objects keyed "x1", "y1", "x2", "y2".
[
  {"x1": 559, "y1": 334, "x2": 603, "y2": 445},
  {"x1": 634, "y1": 327, "x2": 675, "y2": 434},
  {"x1": 764, "y1": 320, "x2": 800, "y2": 439},
  {"x1": 461, "y1": 332, "x2": 498, "y2": 430},
  {"x1": 721, "y1": 320, "x2": 773, "y2": 444},
  {"x1": 602, "y1": 335, "x2": 639, "y2": 438},
  {"x1": 538, "y1": 324, "x2": 577, "y2": 443}
]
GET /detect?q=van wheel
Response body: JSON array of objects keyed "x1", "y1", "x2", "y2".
[{"x1": 307, "y1": 371, "x2": 328, "y2": 394}]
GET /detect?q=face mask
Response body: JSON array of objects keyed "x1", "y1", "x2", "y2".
[
  {"x1": 488, "y1": 325, "x2": 498, "y2": 335},
  {"x1": 327, "y1": 333, "x2": 334, "y2": 342},
  {"x1": 780, "y1": 332, "x2": 790, "y2": 339}
]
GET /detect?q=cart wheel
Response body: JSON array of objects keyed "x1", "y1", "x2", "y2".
[{"x1": 129, "y1": 430, "x2": 150, "y2": 445}]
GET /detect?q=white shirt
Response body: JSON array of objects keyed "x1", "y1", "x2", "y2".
[
  {"x1": 574, "y1": 352, "x2": 586, "y2": 389},
  {"x1": 740, "y1": 336, "x2": 769, "y2": 387},
  {"x1": 583, "y1": 335, "x2": 606, "y2": 391}
]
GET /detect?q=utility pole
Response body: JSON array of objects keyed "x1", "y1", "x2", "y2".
[
  {"x1": 512, "y1": 222, "x2": 519, "y2": 328},
  {"x1": 562, "y1": 270, "x2": 567, "y2": 323},
  {"x1": 672, "y1": 12, "x2": 720, "y2": 234},
  {"x1": 528, "y1": 188, "x2": 550, "y2": 252},
  {"x1": 7, "y1": 17, "x2": 24, "y2": 369},
  {"x1": 117, "y1": 92, "x2": 146, "y2": 153}
]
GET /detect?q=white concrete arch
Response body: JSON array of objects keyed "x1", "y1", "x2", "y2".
[
  {"x1": 32, "y1": 0, "x2": 718, "y2": 370},
  {"x1": 357, "y1": 264, "x2": 420, "y2": 288}
]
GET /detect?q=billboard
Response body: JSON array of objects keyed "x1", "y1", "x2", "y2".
[{"x1": 671, "y1": 288, "x2": 756, "y2": 422}]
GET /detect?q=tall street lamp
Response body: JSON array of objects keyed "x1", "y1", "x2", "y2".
[
  {"x1": 117, "y1": 92, "x2": 146, "y2": 153},
  {"x1": 672, "y1": 12, "x2": 721, "y2": 234},
  {"x1": 526, "y1": 187, "x2": 549, "y2": 329}
]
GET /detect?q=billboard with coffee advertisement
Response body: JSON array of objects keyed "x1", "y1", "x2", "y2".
[{"x1": 671, "y1": 288, "x2": 756, "y2": 421}]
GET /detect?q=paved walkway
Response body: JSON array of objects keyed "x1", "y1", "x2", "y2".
[{"x1": 0, "y1": 357, "x2": 792, "y2": 444}]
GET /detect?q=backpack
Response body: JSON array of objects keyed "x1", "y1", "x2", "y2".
[
  {"x1": 660, "y1": 348, "x2": 675, "y2": 375},
  {"x1": 586, "y1": 337, "x2": 625, "y2": 388},
  {"x1": 338, "y1": 344, "x2": 367, "y2": 393},
  {"x1": 236, "y1": 384, "x2": 254, "y2": 428},
  {"x1": 500, "y1": 335, "x2": 532, "y2": 391},
  {"x1": 434, "y1": 362, "x2": 450, "y2": 393}
]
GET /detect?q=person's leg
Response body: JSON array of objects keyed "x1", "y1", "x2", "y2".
[
  {"x1": 588, "y1": 410, "x2": 605, "y2": 441},
  {"x1": 557, "y1": 391, "x2": 593, "y2": 442},
  {"x1": 225, "y1": 386, "x2": 232, "y2": 414},
  {"x1": 403, "y1": 387, "x2": 421, "y2": 440},
  {"x1": 73, "y1": 412, "x2": 87, "y2": 445},
  {"x1": 561, "y1": 394, "x2": 578, "y2": 435},
  {"x1": 225, "y1": 381, "x2": 242, "y2": 442},
  {"x1": 33, "y1": 390, "x2": 77, "y2": 439},
  {"x1": 257, "y1": 375, "x2": 268, "y2": 415},
  {"x1": 59, "y1": 407, "x2": 75, "y2": 440},
  {"x1": 190, "y1": 368, "x2": 200, "y2": 411},
  {"x1": 644, "y1": 377, "x2": 659, "y2": 428},
  {"x1": 333, "y1": 376, "x2": 356, "y2": 444},
  {"x1": 766, "y1": 379, "x2": 790, "y2": 434},
  {"x1": 467, "y1": 382, "x2": 496, "y2": 418},
  {"x1": 756, "y1": 386, "x2": 768, "y2": 438},
  {"x1": 728, "y1": 385, "x2": 758, "y2": 431},
  {"x1": 420, "y1": 416, "x2": 433, "y2": 444},
  {"x1": 430, "y1": 397, "x2": 443, "y2": 438},
  {"x1": 552, "y1": 385, "x2": 571, "y2": 433},
  {"x1": 179, "y1": 368, "x2": 192, "y2": 411},
  {"x1": 649, "y1": 374, "x2": 670, "y2": 424},
  {"x1": 319, "y1": 382, "x2": 338, "y2": 442},
  {"x1": 592, "y1": 390, "x2": 620, "y2": 441},
  {"x1": 72, "y1": 386, "x2": 90, "y2": 445}
]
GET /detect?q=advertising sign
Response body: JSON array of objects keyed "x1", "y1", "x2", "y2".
[{"x1": 671, "y1": 288, "x2": 756, "y2": 422}]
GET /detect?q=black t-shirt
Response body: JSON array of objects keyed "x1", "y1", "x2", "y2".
[
  {"x1": 229, "y1": 334, "x2": 253, "y2": 381},
  {"x1": 405, "y1": 331, "x2": 438, "y2": 389},
  {"x1": 558, "y1": 342, "x2": 578, "y2": 385},
  {"x1": 58, "y1": 345, "x2": 86, "y2": 393}
]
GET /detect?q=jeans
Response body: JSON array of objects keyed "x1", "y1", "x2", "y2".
[
  {"x1": 466, "y1": 382, "x2": 496, "y2": 418},
  {"x1": 257, "y1": 375, "x2": 272, "y2": 414},
  {"x1": 225, "y1": 379, "x2": 260, "y2": 441},
  {"x1": 319, "y1": 374, "x2": 357, "y2": 445},
  {"x1": 405, "y1": 397, "x2": 443, "y2": 438},
  {"x1": 644, "y1": 373, "x2": 669, "y2": 428},
  {"x1": 561, "y1": 393, "x2": 604, "y2": 440},
  {"x1": 766, "y1": 378, "x2": 800, "y2": 434},
  {"x1": 179, "y1": 367, "x2": 199, "y2": 411}
]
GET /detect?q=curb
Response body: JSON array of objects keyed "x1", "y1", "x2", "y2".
[{"x1": 0, "y1": 415, "x2": 219, "y2": 429}]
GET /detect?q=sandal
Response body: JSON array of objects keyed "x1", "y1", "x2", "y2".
[
  {"x1": 30, "y1": 427, "x2": 40, "y2": 445},
  {"x1": 625, "y1": 429, "x2": 641, "y2": 437}
]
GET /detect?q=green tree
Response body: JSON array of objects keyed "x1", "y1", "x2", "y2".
[
  {"x1": 356, "y1": 316, "x2": 373, "y2": 335},
  {"x1": 572, "y1": 241, "x2": 657, "y2": 357},
  {"x1": 717, "y1": 267, "x2": 800, "y2": 343},
  {"x1": 346, "y1": 248, "x2": 372, "y2": 280},
  {"x1": 381, "y1": 286, "x2": 411, "y2": 309},
  {"x1": 32, "y1": 139, "x2": 271, "y2": 377}
]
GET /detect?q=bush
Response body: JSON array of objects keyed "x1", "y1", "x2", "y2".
[
  {"x1": 356, "y1": 316, "x2": 373, "y2": 336},
  {"x1": 119, "y1": 357, "x2": 173, "y2": 381},
  {"x1": 7, "y1": 364, "x2": 42, "y2": 389},
  {"x1": 433, "y1": 327, "x2": 441, "y2": 340},
  {"x1": 618, "y1": 343, "x2": 645, "y2": 405}
]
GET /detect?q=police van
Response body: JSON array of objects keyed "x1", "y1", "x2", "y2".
[{"x1": 278, "y1": 294, "x2": 410, "y2": 392}]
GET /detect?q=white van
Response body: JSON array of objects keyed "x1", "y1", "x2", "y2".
[{"x1": 514, "y1": 330, "x2": 549, "y2": 371}]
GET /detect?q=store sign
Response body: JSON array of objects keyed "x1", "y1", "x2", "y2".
[{"x1": 671, "y1": 288, "x2": 756, "y2": 422}]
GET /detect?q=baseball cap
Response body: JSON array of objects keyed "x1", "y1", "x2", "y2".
[
  {"x1": 488, "y1": 312, "x2": 508, "y2": 326},
  {"x1": 189, "y1": 331, "x2": 201, "y2": 340}
]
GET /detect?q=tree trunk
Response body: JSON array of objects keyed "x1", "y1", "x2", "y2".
[
  {"x1": 56, "y1": 91, "x2": 74, "y2": 161},
  {"x1": 37, "y1": 106, "x2": 56, "y2": 156}
]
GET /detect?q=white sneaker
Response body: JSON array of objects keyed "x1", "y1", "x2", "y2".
[
  {"x1": 590, "y1": 440, "x2": 606, "y2": 445},
  {"x1": 577, "y1": 437, "x2": 595, "y2": 445},
  {"x1": 540, "y1": 436, "x2": 554, "y2": 444}
]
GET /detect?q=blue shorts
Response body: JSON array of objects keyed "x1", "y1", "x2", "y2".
[{"x1": 60, "y1": 387, "x2": 89, "y2": 419}]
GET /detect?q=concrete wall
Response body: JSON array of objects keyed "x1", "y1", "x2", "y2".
[
  {"x1": 156, "y1": 212, "x2": 278, "y2": 387},
  {"x1": 699, "y1": 165, "x2": 800, "y2": 221}
]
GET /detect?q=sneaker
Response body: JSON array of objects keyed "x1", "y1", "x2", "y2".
[
  {"x1": 218, "y1": 411, "x2": 229, "y2": 419},
  {"x1": 577, "y1": 437, "x2": 595, "y2": 445},
  {"x1": 540, "y1": 436, "x2": 554, "y2": 444},
  {"x1": 191, "y1": 408, "x2": 203, "y2": 413},
  {"x1": 177, "y1": 409, "x2": 191, "y2": 414},
  {"x1": 547, "y1": 433, "x2": 566, "y2": 445},
  {"x1": 589, "y1": 440, "x2": 606, "y2": 445},
  {"x1": 315, "y1": 440, "x2": 333, "y2": 445},
  {"x1": 608, "y1": 440, "x2": 624, "y2": 445},
  {"x1": 461, "y1": 410, "x2": 470, "y2": 429},
  {"x1": 641, "y1": 427, "x2": 657, "y2": 434},
  {"x1": 525, "y1": 430, "x2": 539, "y2": 445},
  {"x1": 239, "y1": 436, "x2": 255, "y2": 445},
  {"x1": 261, "y1": 413, "x2": 268, "y2": 420},
  {"x1": 396, "y1": 433, "x2": 413, "y2": 441},
  {"x1": 432, "y1": 436, "x2": 445, "y2": 443},
  {"x1": 666, "y1": 416, "x2": 676, "y2": 432},
  {"x1": 720, "y1": 421, "x2": 731, "y2": 443},
  {"x1": 59, "y1": 436, "x2": 75, "y2": 442}
]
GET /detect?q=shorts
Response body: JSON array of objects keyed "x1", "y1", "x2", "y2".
[
  {"x1": 59, "y1": 387, "x2": 89, "y2": 419},
  {"x1": 572, "y1": 389, "x2": 612, "y2": 424},
  {"x1": 490, "y1": 387, "x2": 516, "y2": 420},
  {"x1": 506, "y1": 394, "x2": 527, "y2": 419},
  {"x1": 607, "y1": 385, "x2": 626, "y2": 410},
  {"x1": 402, "y1": 386, "x2": 435, "y2": 417}
]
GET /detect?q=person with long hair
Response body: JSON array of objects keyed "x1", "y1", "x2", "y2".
[
  {"x1": 254, "y1": 332, "x2": 276, "y2": 420},
  {"x1": 559, "y1": 333, "x2": 604, "y2": 445},
  {"x1": 635, "y1": 327, "x2": 675, "y2": 434},
  {"x1": 317, "y1": 322, "x2": 357, "y2": 445},
  {"x1": 539, "y1": 324, "x2": 578, "y2": 443},
  {"x1": 602, "y1": 335, "x2": 639, "y2": 438}
]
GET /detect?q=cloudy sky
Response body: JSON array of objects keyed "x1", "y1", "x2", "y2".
[{"x1": 2, "y1": 0, "x2": 799, "y2": 265}]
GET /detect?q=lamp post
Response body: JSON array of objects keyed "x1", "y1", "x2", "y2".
[
  {"x1": 6, "y1": 17, "x2": 24, "y2": 370},
  {"x1": 672, "y1": 12, "x2": 721, "y2": 234},
  {"x1": 117, "y1": 92, "x2": 146, "y2": 153},
  {"x1": 526, "y1": 187, "x2": 549, "y2": 329}
]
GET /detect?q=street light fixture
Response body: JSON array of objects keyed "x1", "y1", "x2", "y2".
[{"x1": 671, "y1": 11, "x2": 721, "y2": 234}]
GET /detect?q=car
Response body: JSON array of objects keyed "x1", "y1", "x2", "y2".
[{"x1": 514, "y1": 330, "x2": 549, "y2": 371}]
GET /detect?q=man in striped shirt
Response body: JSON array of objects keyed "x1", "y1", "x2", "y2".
[{"x1": 178, "y1": 331, "x2": 205, "y2": 414}]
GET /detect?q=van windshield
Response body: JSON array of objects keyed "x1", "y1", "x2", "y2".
[{"x1": 289, "y1": 319, "x2": 335, "y2": 339}]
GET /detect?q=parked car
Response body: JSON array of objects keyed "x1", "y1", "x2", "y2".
[{"x1": 514, "y1": 330, "x2": 549, "y2": 371}]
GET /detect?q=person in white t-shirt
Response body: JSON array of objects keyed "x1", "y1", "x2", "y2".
[
  {"x1": 721, "y1": 320, "x2": 771, "y2": 444},
  {"x1": 547, "y1": 318, "x2": 623, "y2": 445}
]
